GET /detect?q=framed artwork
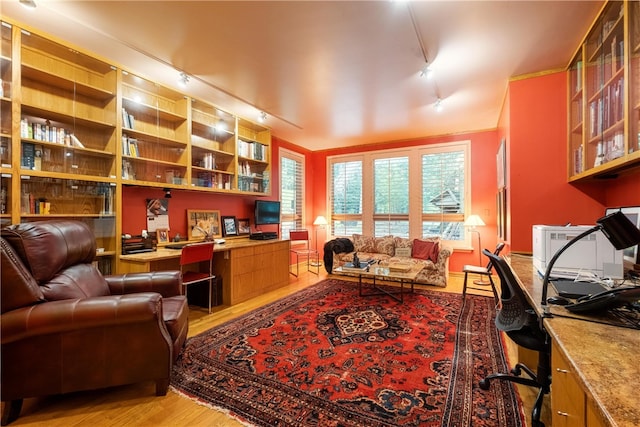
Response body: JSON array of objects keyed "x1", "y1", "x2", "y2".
[
  {"x1": 187, "y1": 210, "x2": 221, "y2": 240},
  {"x1": 222, "y1": 216, "x2": 238, "y2": 237},
  {"x1": 156, "y1": 229, "x2": 169, "y2": 243},
  {"x1": 497, "y1": 188, "x2": 507, "y2": 240},
  {"x1": 496, "y1": 138, "x2": 506, "y2": 189},
  {"x1": 237, "y1": 218, "x2": 251, "y2": 235}
]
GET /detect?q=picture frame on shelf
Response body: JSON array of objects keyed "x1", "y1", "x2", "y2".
[
  {"x1": 222, "y1": 216, "x2": 238, "y2": 237},
  {"x1": 237, "y1": 218, "x2": 250, "y2": 235},
  {"x1": 187, "y1": 209, "x2": 221, "y2": 241},
  {"x1": 156, "y1": 229, "x2": 169, "y2": 244}
]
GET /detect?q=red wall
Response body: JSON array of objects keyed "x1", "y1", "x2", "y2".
[
  {"x1": 507, "y1": 71, "x2": 640, "y2": 252},
  {"x1": 308, "y1": 131, "x2": 501, "y2": 273},
  {"x1": 122, "y1": 71, "x2": 640, "y2": 270}
]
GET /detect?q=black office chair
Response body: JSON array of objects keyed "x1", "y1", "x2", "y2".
[
  {"x1": 462, "y1": 242, "x2": 505, "y2": 301},
  {"x1": 479, "y1": 249, "x2": 551, "y2": 427}
]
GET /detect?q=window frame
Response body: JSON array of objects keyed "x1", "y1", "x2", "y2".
[
  {"x1": 279, "y1": 148, "x2": 306, "y2": 239},
  {"x1": 327, "y1": 141, "x2": 472, "y2": 248}
]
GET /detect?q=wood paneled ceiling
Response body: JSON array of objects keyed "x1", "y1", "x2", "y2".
[{"x1": 2, "y1": 1, "x2": 603, "y2": 150}]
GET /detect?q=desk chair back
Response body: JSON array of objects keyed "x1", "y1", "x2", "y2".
[
  {"x1": 481, "y1": 249, "x2": 550, "y2": 427},
  {"x1": 289, "y1": 230, "x2": 311, "y2": 248},
  {"x1": 289, "y1": 229, "x2": 319, "y2": 277},
  {"x1": 485, "y1": 242, "x2": 505, "y2": 271},
  {"x1": 180, "y1": 242, "x2": 215, "y2": 313}
]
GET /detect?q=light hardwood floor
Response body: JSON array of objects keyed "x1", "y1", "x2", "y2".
[{"x1": 2, "y1": 268, "x2": 550, "y2": 427}]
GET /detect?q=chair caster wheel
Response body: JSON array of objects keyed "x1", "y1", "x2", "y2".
[
  {"x1": 479, "y1": 379, "x2": 490, "y2": 390},
  {"x1": 531, "y1": 421, "x2": 544, "y2": 427},
  {"x1": 511, "y1": 366, "x2": 522, "y2": 376}
]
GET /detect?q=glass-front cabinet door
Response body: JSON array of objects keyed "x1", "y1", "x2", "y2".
[
  {"x1": 584, "y1": 1, "x2": 625, "y2": 171},
  {"x1": 630, "y1": 0, "x2": 640, "y2": 156},
  {"x1": 18, "y1": 28, "x2": 118, "y2": 274}
]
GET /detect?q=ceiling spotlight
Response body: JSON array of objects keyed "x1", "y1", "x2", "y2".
[
  {"x1": 419, "y1": 63, "x2": 433, "y2": 79},
  {"x1": 163, "y1": 188, "x2": 172, "y2": 198},
  {"x1": 434, "y1": 98, "x2": 443, "y2": 112},
  {"x1": 177, "y1": 72, "x2": 189, "y2": 88},
  {"x1": 19, "y1": 0, "x2": 37, "y2": 9},
  {"x1": 258, "y1": 111, "x2": 267, "y2": 123}
]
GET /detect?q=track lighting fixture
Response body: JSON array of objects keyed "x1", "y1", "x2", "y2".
[
  {"x1": 419, "y1": 63, "x2": 433, "y2": 79},
  {"x1": 19, "y1": 0, "x2": 37, "y2": 9},
  {"x1": 177, "y1": 72, "x2": 189, "y2": 88},
  {"x1": 163, "y1": 188, "x2": 172, "y2": 198},
  {"x1": 434, "y1": 98, "x2": 443, "y2": 112},
  {"x1": 258, "y1": 111, "x2": 267, "y2": 123}
]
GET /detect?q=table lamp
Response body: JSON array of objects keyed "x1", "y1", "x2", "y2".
[
  {"x1": 311, "y1": 215, "x2": 328, "y2": 266},
  {"x1": 541, "y1": 210, "x2": 640, "y2": 316}
]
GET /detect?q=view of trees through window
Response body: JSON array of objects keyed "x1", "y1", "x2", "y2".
[{"x1": 329, "y1": 142, "x2": 469, "y2": 245}]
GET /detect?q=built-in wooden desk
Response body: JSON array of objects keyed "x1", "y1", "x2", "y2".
[
  {"x1": 119, "y1": 239, "x2": 290, "y2": 306},
  {"x1": 509, "y1": 254, "x2": 639, "y2": 427}
]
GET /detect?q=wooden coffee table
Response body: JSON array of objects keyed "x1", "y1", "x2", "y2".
[{"x1": 334, "y1": 263, "x2": 420, "y2": 303}]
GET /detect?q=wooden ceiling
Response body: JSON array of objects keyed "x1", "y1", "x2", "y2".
[{"x1": 3, "y1": 1, "x2": 603, "y2": 150}]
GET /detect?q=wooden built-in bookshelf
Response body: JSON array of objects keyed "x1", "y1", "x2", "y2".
[{"x1": 0, "y1": 19, "x2": 272, "y2": 273}]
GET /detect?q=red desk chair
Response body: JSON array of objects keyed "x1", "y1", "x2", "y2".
[
  {"x1": 289, "y1": 229, "x2": 319, "y2": 277},
  {"x1": 180, "y1": 242, "x2": 215, "y2": 313}
]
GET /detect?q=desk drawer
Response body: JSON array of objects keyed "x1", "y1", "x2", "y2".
[{"x1": 552, "y1": 340, "x2": 586, "y2": 427}]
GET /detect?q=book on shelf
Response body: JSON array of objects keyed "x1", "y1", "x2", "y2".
[
  {"x1": 122, "y1": 108, "x2": 131, "y2": 129},
  {"x1": 128, "y1": 138, "x2": 139, "y2": 157},
  {"x1": 70, "y1": 134, "x2": 84, "y2": 148},
  {"x1": 21, "y1": 142, "x2": 35, "y2": 169}
]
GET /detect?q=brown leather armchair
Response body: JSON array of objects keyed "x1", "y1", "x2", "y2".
[{"x1": 0, "y1": 220, "x2": 189, "y2": 425}]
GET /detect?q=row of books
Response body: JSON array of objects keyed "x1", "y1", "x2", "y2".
[
  {"x1": 200, "y1": 152, "x2": 216, "y2": 170},
  {"x1": 20, "y1": 118, "x2": 84, "y2": 148},
  {"x1": 237, "y1": 139, "x2": 266, "y2": 161},
  {"x1": 122, "y1": 108, "x2": 136, "y2": 130},
  {"x1": 121, "y1": 135, "x2": 140, "y2": 157},
  {"x1": 588, "y1": 78, "x2": 624, "y2": 138},
  {"x1": 193, "y1": 171, "x2": 232, "y2": 189}
]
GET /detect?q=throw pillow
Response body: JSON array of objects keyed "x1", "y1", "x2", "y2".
[
  {"x1": 394, "y1": 236, "x2": 412, "y2": 250},
  {"x1": 352, "y1": 234, "x2": 375, "y2": 253},
  {"x1": 374, "y1": 235, "x2": 395, "y2": 256},
  {"x1": 412, "y1": 238, "x2": 440, "y2": 263}
]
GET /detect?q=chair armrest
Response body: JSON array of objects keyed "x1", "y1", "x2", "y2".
[
  {"x1": 1, "y1": 293, "x2": 163, "y2": 345},
  {"x1": 105, "y1": 271, "x2": 182, "y2": 298}
]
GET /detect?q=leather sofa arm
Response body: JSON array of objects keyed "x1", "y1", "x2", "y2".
[
  {"x1": 1, "y1": 293, "x2": 164, "y2": 345},
  {"x1": 105, "y1": 271, "x2": 182, "y2": 298}
]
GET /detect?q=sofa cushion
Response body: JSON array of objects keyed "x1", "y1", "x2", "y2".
[
  {"x1": 374, "y1": 235, "x2": 395, "y2": 256},
  {"x1": 352, "y1": 234, "x2": 375, "y2": 253},
  {"x1": 393, "y1": 237, "x2": 412, "y2": 256},
  {"x1": 412, "y1": 238, "x2": 440, "y2": 263}
]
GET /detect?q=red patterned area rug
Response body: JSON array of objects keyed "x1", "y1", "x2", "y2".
[{"x1": 171, "y1": 279, "x2": 524, "y2": 426}]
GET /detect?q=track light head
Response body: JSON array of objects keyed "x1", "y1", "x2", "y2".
[
  {"x1": 258, "y1": 111, "x2": 267, "y2": 123},
  {"x1": 177, "y1": 72, "x2": 189, "y2": 88},
  {"x1": 434, "y1": 98, "x2": 443, "y2": 112}
]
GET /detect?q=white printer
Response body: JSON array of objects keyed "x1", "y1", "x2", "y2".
[{"x1": 532, "y1": 225, "x2": 624, "y2": 279}]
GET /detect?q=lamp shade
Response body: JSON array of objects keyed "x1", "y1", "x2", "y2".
[
  {"x1": 597, "y1": 211, "x2": 640, "y2": 250},
  {"x1": 313, "y1": 216, "x2": 328, "y2": 226},
  {"x1": 464, "y1": 214, "x2": 485, "y2": 228}
]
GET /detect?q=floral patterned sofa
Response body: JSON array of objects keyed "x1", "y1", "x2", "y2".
[{"x1": 330, "y1": 234, "x2": 452, "y2": 287}]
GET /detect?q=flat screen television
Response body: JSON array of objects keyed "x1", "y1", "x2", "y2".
[{"x1": 254, "y1": 200, "x2": 281, "y2": 225}]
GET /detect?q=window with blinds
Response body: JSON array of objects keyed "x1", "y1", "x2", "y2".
[
  {"x1": 374, "y1": 156, "x2": 409, "y2": 237},
  {"x1": 422, "y1": 149, "x2": 466, "y2": 241},
  {"x1": 279, "y1": 149, "x2": 304, "y2": 239},
  {"x1": 328, "y1": 142, "x2": 470, "y2": 246},
  {"x1": 330, "y1": 159, "x2": 363, "y2": 236}
]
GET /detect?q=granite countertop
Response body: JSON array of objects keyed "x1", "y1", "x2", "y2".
[{"x1": 509, "y1": 254, "x2": 640, "y2": 427}]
